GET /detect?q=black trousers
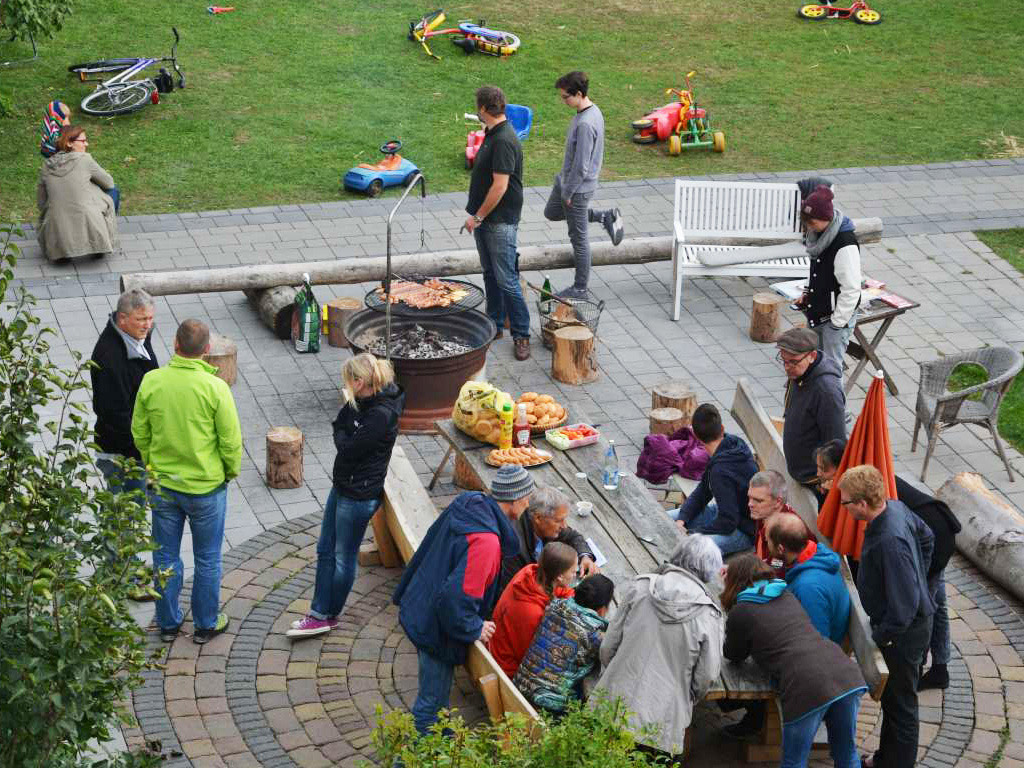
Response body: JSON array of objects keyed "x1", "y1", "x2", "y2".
[{"x1": 875, "y1": 613, "x2": 932, "y2": 767}]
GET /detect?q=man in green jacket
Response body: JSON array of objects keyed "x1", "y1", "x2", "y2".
[{"x1": 132, "y1": 319, "x2": 242, "y2": 644}]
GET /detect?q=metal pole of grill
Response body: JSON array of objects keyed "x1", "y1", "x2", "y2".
[{"x1": 384, "y1": 172, "x2": 426, "y2": 361}]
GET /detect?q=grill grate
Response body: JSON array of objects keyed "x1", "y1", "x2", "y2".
[{"x1": 364, "y1": 277, "x2": 485, "y2": 318}]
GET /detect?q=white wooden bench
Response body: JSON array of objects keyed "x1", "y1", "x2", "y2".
[{"x1": 672, "y1": 179, "x2": 809, "y2": 320}]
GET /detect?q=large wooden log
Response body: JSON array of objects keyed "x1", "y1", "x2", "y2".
[
  {"x1": 652, "y1": 380, "x2": 697, "y2": 425},
  {"x1": 937, "y1": 472, "x2": 1024, "y2": 603},
  {"x1": 202, "y1": 333, "x2": 238, "y2": 386},
  {"x1": 266, "y1": 426, "x2": 303, "y2": 489},
  {"x1": 552, "y1": 326, "x2": 599, "y2": 385},
  {"x1": 120, "y1": 218, "x2": 883, "y2": 296},
  {"x1": 244, "y1": 286, "x2": 297, "y2": 340}
]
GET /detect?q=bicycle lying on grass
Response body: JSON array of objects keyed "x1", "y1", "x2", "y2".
[
  {"x1": 408, "y1": 9, "x2": 520, "y2": 60},
  {"x1": 68, "y1": 28, "x2": 185, "y2": 116}
]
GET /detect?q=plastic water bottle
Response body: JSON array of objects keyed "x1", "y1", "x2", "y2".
[{"x1": 602, "y1": 440, "x2": 620, "y2": 490}]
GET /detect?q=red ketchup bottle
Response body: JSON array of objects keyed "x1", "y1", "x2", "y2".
[{"x1": 513, "y1": 403, "x2": 531, "y2": 448}]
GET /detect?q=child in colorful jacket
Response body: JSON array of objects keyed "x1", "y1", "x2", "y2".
[
  {"x1": 41, "y1": 101, "x2": 71, "y2": 158},
  {"x1": 513, "y1": 573, "x2": 614, "y2": 713}
]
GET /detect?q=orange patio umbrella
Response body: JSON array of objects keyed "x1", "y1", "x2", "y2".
[{"x1": 817, "y1": 371, "x2": 898, "y2": 558}]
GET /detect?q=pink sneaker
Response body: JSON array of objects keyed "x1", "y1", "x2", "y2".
[{"x1": 286, "y1": 615, "x2": 337, "y2": 638}]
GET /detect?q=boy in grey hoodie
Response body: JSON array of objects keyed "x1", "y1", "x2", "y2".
[{"x1": 543, "y1": 71, "x2": 624, "y2": 299}]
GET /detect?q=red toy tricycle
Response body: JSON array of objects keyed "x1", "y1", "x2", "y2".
[
  {"x1": 797, "y1": 1, "x2": 882, "y2": 23},
  {"x1": 630, "y1": 72, "x2": 725, "y2": 155}
]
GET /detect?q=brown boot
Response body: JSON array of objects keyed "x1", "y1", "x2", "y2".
[{"x1": 514, "y1": 337, "x2": 530, "y2": 361}]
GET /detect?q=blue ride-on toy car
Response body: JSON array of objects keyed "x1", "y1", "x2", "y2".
[{"x1": 343, "y1": 140, "x2": 420, "y2": 197}]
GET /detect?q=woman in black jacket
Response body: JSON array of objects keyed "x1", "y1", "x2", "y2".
[
  {"x1": 722, "y1": 554, "x2": 866, "y2": 768},
  {"x1": 288, "y1": 353, "x2": 405, "y2": 638}
]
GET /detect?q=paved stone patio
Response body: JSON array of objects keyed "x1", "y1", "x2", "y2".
[{"x1": 7, "y1": 159, "x2": 1024, "y2": 765}]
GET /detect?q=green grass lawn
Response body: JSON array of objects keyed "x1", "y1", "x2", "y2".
[
  {"x1": 1, "y1": 0, "x2": 1023, "y2": 221},
  {"x1": 948, "y1": 229, "x2": 1024, "y2": 454}
]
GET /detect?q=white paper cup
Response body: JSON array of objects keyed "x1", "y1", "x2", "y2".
[{"x1": 576, "y1": 501, "x2": 593, "y2": 517}]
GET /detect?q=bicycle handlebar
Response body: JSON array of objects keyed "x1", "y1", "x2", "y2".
[{"x1": 170, "y1": 27, "x2": 185, "y2": 89}]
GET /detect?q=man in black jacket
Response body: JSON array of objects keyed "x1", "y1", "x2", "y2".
[
  {"x1": 840, "y1": 465, "x2": 935, "y2": 768},
  {"x1": 675, "y1": 404, "x2": 759, "y2": 556},
  {"x1": 498, "y1": 485, "x2": 597, "y2": 598},
  {"x1": 90, "y1": 288, "x2": 159, "y2": 599}
]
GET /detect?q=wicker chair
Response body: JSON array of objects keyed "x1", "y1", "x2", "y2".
[{"x1": 912, "y1": 346, "x2": 1023, "y2": 483}]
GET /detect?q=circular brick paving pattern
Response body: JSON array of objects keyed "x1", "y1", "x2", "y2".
[{"x1": 125, "y1": 516, "x2": 1024, "y2": 768}]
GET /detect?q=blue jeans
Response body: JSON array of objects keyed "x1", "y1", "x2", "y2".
[
  {"x1": 474, "y1": 222, "x2": 531, "y2": 340},
  {"x1": 781, "y1": 688, "x2": 864, "y2": 768},
  {"x1": 106, "y1": 186, "x2": 121, "y2": 214},
  {"x1": 412, "y1": 648, "x2": 455, "y2": 736},
  {"x1": 930, "y1": 575, "x2": 950, "y2": 666},
  {"x1": 684, "y1": 502, "x2": 755, "y2": 557},
  {"x1": 815, "y1": 312, "x2": 858, "y2": 384},
  {"x1": 151, "y1": 484, "x2": 227, "y2": 631},
  {"x1": 309, "y1": 489, "x2": 380, "y2": 620}
]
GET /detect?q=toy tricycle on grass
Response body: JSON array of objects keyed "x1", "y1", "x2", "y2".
[
  {"x1": 797, "y1": 1, "x2": 882, "y2": 23},
  {"x1": 630, "y1": 72, "x2": 725, "y2": 155},
  {"x1": 463, "y1": 103, "x2": 533, "y2": 169}
]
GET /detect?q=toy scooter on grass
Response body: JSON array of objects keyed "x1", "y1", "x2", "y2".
[
  {"x1": 463, "y1": 104, "x2": 533, "y2": 169},
  {"x1": 630, "y1": 71, "x2": 725, "y2": 155},
  {"x1": 343, "y1": 140, "x2": 420, "y2": 197},
  {"x1": 797, "y1": 0, "x2": 881, "y2": 23}
]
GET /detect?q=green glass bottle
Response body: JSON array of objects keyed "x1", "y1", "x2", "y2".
[{"x1": 541, "y1": 275, "x2": 553, "y2": 303}]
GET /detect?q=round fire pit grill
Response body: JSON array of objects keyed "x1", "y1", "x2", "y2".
[
  {"x1": 344, "y1": 308, "x2": 496, "y2": 434},
  {"x1": 364, "y1": 278, "x2": 485, "y2": 318}
]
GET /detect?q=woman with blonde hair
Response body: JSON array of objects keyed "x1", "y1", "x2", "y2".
[
  {"x1": 37, "y1": 124, "x2": 120, "y2": 262},
  {"x1": 288, "y1": 353, "x2": 405, "y2": 638}
]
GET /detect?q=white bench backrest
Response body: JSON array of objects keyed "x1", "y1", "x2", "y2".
[{"x1": 674, "y1": 180, "x2": 802, "y2": 238}]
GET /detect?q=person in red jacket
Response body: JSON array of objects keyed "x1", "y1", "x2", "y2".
[
  {"x1": 749, "y1": 469, "x2": 812, "y2": 577},
  {"x1": 489, "y1": 542, "x2": 578, "y2": 678}
]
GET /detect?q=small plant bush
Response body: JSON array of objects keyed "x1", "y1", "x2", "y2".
[
  {"x1": 372, "y1": 696, "x2": 665, "y2": 768},
  {"x1": 0, "y1": 223, "x2": 158, "y2": 768}
]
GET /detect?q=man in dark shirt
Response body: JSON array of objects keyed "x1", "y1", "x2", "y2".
[
  {"x1": 463, "y1": 85, "x2": 531, "y2": 361},
  {"x1": 840, "y1": 465, "x2": 935, "y2": 768}
]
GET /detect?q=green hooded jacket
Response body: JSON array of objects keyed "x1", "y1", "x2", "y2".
[{"x1": 132, "y1": 355, "x2": 242, "y2": 494}]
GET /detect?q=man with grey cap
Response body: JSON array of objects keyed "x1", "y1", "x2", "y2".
[
  {"x1": 393, "y1": 464, "x2": 533, "y2": 735},
  {"x1": 777, "y1": 327, "x2": 847, "y2": 490}
]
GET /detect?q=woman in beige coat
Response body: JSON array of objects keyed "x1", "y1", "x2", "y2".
[
  {"x1": 37, "y1": 125, "x2": 120, "y2": 261},
  {"x1": 592, "y1": 534, "x2": 725, "y2": 760}
]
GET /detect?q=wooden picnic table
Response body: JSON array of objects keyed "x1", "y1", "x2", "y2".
[
  {"x1": 846, "y1": 293, "x2": 921, "y2": 396},
  {"x1": 433, "y1": 418, "x2": 781, "y2": 760}
]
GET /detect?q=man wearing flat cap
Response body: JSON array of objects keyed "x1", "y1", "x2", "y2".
[
  {"x1": 777, "y1": 327, "x2": 847, "y2": 491},
  {"x1": 393, "y1": 463, "x2": 534, "y2": 735}
]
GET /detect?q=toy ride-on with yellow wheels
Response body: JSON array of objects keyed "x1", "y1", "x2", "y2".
[
  {"x1": 797, "y1": 1, "x2": 882, "y2": 23},
  {"x1": 630, "y1": 72, "x2": 724, "y2": 155}
]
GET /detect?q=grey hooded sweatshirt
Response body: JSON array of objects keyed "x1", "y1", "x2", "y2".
[{"x1": 593, "y1": 564, "x2": 723, "y2": 755}]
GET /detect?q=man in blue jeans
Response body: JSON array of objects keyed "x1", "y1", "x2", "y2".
[
  {"x1": 672, "y1": 403, "x2": 758, "y2": 556},
  {"x1": 393, "y1": 464, "x2": 532, "y2": 735},
  {"x1": 132, "y1": 319, "x2": 242, "y2": 644},
  {"x1": 90, "y1": 288, "x2": 160, "y2": 600},
  {"x1": 463, "y1": 85, "x2": 532, "y2": 361}
]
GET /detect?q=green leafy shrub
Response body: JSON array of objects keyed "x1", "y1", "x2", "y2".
[
  {"x1": 0, "y1": 223, "x2": 158, "y2": 768},
  {"x1": 0, "y1": 0, "x2": 74, "y2": 42},
  {"x1": 372, "y1": 696, "x2": 664, "y2": 768}
]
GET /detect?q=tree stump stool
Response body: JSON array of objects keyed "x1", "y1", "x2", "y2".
[
  {"x1": 552, "y1": 326, "x2": 599, "y2": 385},
  {"x1": 650, "y1": 407, "x2": 686, "y2": 436},
  {"x1": 454, "y1": 455, "x2": 484, "y2": 491},
  {"x1": 750, "y1": 292, "x2": 784, "y2": 343},
  {"x1": 202, "y1": 333, "x2": 238, "y2": 386},
  {"x1": 651, "y1": 381, "x2": 697, "y2": 426},
  {"x1": 266, "y1": 426, "x2": 303, "y2": 489},
  {"x1": 325, "y1": 297, "x2": 363, "y2": 348}
]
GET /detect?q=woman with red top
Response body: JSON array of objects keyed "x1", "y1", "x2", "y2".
[
  {"x1": 748, "y1": 469, "x2": 812, "y2": 577},
  {"x1": 488, "y1": 541, "x2": 578, "y2": 678}
]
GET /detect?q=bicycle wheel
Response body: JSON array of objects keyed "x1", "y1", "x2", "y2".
[
  {"x1": 81, "y1": 81, "x2": 155, "y2": 116},
  {"x1": 68, "y1": 58, "x2": 140, "y2": 74}
]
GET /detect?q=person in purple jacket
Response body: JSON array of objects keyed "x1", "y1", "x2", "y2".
[{"x1": 393, "y1": 464, "x2": 533, "y2": 735}]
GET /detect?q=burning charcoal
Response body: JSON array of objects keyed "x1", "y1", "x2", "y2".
[{"x1": 357, "y1": 325, "x2": 473, "y2": 359}]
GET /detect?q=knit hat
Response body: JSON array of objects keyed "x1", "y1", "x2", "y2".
[
  {"x1": 490, "y1": 464, "x2": 535, "y2": 501},
  {"x1": 776, "y1": 327, "x2": 819, "y2": 355},
  {"x1": 801, "y1": 185, "x2": 834, "y2": 221}
]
